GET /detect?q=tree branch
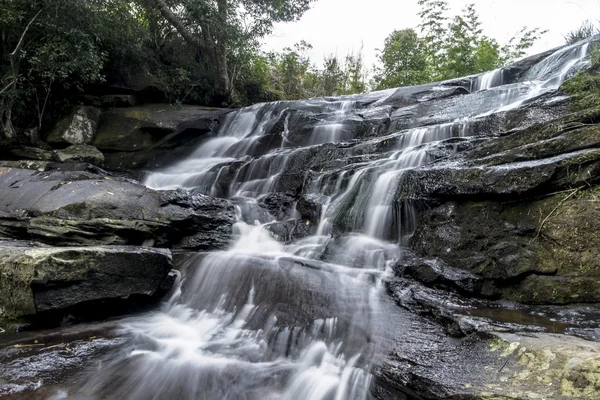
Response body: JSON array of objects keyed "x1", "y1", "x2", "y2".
[
  {"x1": 0, "y1": 82, "x2": 14, "y2": 97},
  {"x1": 10, "y1": 8, "x2": 44, "y2": 64},
  {"x1": 152, "y1": 0, "x2": 206, "y2": 51}
]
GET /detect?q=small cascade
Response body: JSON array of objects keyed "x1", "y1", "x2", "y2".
[
  {"x1": 524, "y1": 41, "x2": 590, "y2": 87},
  {"x1": 308, "y1": 101, "x2": 356, "y2": 145},
  {"x1": 144, "y1": 103, "x2": 287, "y2": 192},
  {"x1": 73, "y1": 39, "x2": 595, "y2": 399},
  {"x1": 471, "y1": 68, "x2": 504, "y2": 91}
]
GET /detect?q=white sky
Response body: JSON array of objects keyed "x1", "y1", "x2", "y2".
[{"x1": 262, "y1": 0, "x2": 600, "y2": 70}]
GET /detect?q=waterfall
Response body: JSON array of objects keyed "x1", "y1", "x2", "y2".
[
  {"x1": 70, "y1": 40, "x2": 592, "y2": 399},
  {"x1": 471, "y1": 68, "x2": 504, "y2": 91}
]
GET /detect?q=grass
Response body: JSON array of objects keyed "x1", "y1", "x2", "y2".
[{"x1": 562, "y1": 44, "x2": 600, "y2": 110}]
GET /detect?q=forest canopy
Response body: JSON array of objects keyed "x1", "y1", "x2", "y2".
[{"x1": 1, "y1": 0, "x2": 590, "y2": 143}]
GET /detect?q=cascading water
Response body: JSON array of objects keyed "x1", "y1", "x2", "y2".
[
  {"x1": 69, "y1": 39, "x2": 592, "y2": 399},
  {"x1": 470, "y1": 68, "x2": 504, "y2": 91}
]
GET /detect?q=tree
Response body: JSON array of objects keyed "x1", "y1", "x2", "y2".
[
  {"x1": 373, "y1": 2, "x2": 546, "y2": 89},
  {"x1": 500, "y1": 27, "x2": 548, "y2": 64},
  {"x1": 150, "y1": 0, "x2": 315, "y2": 103},
  {"x1": 473, "y1": 37, "x2": 502, "y2": 73},
  {"x1": 418, "y1": 0, "x2": 449, "y2": 80},
  {"x1": 443, "y1": 4, "x2": 481, "y2": 78},
  {"x1": 321, "y1": 54, "x2": 345, "y2": 96},
  {"x1": 372, "y1": 29, "x2": 430, "y2": 90},
  {"x1": 1, "y1": 0, "x2": 117, "y2": 141},
  {"x1": 344, "y1": 48, "x2": 368, "y2": 94}
]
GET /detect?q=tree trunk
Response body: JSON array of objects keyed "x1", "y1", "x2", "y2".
[
  {"x1": 1, "y1": 108, "x2": 16, "y2": 140},
  {"x1": 152, "y1": 0, "x2": 231, "y2": 102},
  {"x1": 152, "y1": 0, "x2": 204, "y2": 49},
  {"x1": 0, "y1": 8, "x2": 43, "y2": 142},
  {"x1": 214, "y1": 0, "x2": 232, "y2": 98}
]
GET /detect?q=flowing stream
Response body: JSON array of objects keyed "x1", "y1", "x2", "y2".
[{"x1": 73, "y1": 41, "x2": 591, "y2": 399}]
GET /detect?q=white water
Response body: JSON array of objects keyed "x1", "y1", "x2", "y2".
[
  {"x1": 73, "y1": 40, "x2": 592, "y2": 399},
  {"x1": 471, "y1": 68, "x2": 504, "y2": 91}
]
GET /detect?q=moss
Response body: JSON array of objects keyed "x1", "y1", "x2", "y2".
[
  {"x1": 354, "y1": 122, "x2": 372, "y2": 138},
  {"x1": 464, "y1": 201, "x2": 488, "y2": 209},
  {"x1": 487, "y1": 335, "x2": 600, "y2": 399},
  {"x1": 561, "y1": 359, "x2": 600, "y2": 398},
  {"x1": 414, "y1": 184, "x2": 600, "y2": 303},
  {"x1": 563, "y1": 65, "x2": 600, "y2": 111}
]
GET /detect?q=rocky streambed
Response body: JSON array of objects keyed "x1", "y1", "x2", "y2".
[{"x1": 1, "y1": 40, "x2": 600, "y2": 399}]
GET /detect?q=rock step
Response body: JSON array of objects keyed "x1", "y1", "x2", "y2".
[{"x1": 0, "y1": 243, "x2": 173, "y2": 328}]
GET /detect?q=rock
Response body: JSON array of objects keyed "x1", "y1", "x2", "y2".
[
  {"x1": 93, "y1": 105, "x2": 231, "y2": 170},
  {"x1": 264, "y1": 219, "x2": 316, "y2": 243},
  {"x1": 258, "y1": 193, "x2": 297, "y2": 220},
  {"x1": 158, "y1": 189, "x2": 235, "y2": 251},
  {"x1": 374, "y1": 327, "x2": 600, "y2": 399},
  {"x1": 53, "y1": 144, "x2": 105, "y2": 165},
  {"x1": 397, "y1": 148, "x2": 600, "y2": 200},
  {"x1": 411, "y1": 185, "x2": 600, "y2": 304},
  {"x1": 0, "y1": 160, "x2": 49, "y2": 171},
  {"x1": 93, "y1": 105, "x2": 230, "y2": 152},
  {"x1": 47, "y1": 106, "x2": 101, "y2": 146},
  {"x1": 74, "y1": 94, "x2": 137, "y2": 108},
  {"x1": 377, "y1": 276, "x2": 600, "y2": 399},
  {"x1": 296, "y1": 193, "x2": 328, "y2": 222},
  {"x1": 0, "y1": 168, "x2": 235, "y2": 251},
  {"x1": 394, "y1": 251, "x2": 484, "y2": 295},
  {"x1": 7, "y1": 146, "x2": 54, "y2": 161},
  {"x1": 0, "y1": 323, "x2": 124, "y2": 398},
  {"x1": 0, "y1": 243, "x2": 172, "y2": 325}
]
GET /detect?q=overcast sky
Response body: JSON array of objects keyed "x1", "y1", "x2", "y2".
[{"x1": 262, "y1": 0, "x2": 599, "y2": 70}]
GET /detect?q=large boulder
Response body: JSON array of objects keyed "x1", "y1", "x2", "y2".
[
  {"x1": 392, "y1": 110, "x2": 600, "y2": 304},
  {"x1": 93, "y1": 105, "x2": 231, "y2": 170},
  {"x1": 0, "y1": 167, "x2": 235, "y2": 250},
  {"x1": 0, "y1": 243, "x2": 172, "y2": 325},
  {"x1": 411, "y1": 186, "x2": 600, "y2": 304},
  {"x1": 47, "y1": 106, "x2": 101, "y2": 146}
]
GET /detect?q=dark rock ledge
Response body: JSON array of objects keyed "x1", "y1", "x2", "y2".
[
  {"x1": 0, "y1": 242, "x2": 173, "y2": 329},
  {"x1": 0, "y1": 166, "x2": 235, "y2": 328}
]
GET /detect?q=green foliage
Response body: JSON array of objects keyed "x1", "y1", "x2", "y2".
[
  {"x1": 243, "y1": 42, "x2": 368, "y2": 101},
  {"x1": 152, "y1": 0, "x2": 316, "y2": 100},
  {"x1": 372, "y1": 29, "x2": 430, "y2": 89},
  {"x1": 565, "y1": 21, "x2": 597, "y2": 45},
  {"x1": 417, "y1": 0, "x2": 448, "y2": 79},
  {"x1": 345, "y1": 50, "x2": 368, "y2": 94},
  {"x1": 373, "y1": 1, "x2": 546, "y2": 89},
  {"x1": 501, "y1": 27, "x2": 548, "y2": 64},
  {"x1": 0, "y1": 0, "x2": 317, "y2": 140},
  {"x1": 321, "y1": 55, "x2": 345, "y2": 96},
  {"x1": 562, "y1": 44, "x2": 600, "y2": 111},
  {"x1": 1, "y1": 0, "x2": 120, "y2": 139}
]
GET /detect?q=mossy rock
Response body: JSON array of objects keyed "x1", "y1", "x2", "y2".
[
  {"x1": 412, "y1": 185, "x2": 600, "y2": 304},
  {"x1": 93, "y1": 104, "x2": 228, "y2": 152},
  {"x1": 0, "y1": 243, "x2": 172, "y2": 324},
  {"x1": 485, "y1": 333, "x2": 600, "y2": 399}
]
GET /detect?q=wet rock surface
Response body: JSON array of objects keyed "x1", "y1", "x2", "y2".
[
  {"x1": 373, "y1": 274, "x2": 600, "y2": 399},
  {"x1": 52, "y1": 144, "x2": 105, "y2": 165},
  {"x1": 93, "y1": 105, "x2": 231, "y2": 170},
  {"x1": 0, "y1": 243, "x2": 172, "y2": 326},
  {"x1": 2, "y1": 41, "x2": 600, "y2": 400},
  {"x1": 0, "y1": 320, "x2": 125, "y2": 397},
  {"x1": 411, "y1": 185, "x2": 600, "y2": 304},
  {"x1": 0, "y1": 167, "x2": 235, "y2": 250}
]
